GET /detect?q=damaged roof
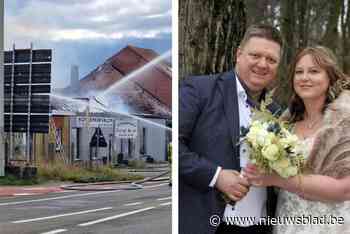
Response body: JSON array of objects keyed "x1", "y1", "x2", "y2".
[
  {"x1": 82, "y1": 45, "x2": 171, "y2": 108},
  {"x1": 53, "y1": 45, "x2": 171, "y2": 119}
]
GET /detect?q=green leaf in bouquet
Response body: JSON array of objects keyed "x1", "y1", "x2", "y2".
[
  {"x1": 267, "y1": 122, "x2": 281, "y2": 134},
  {"x1": 240, "y1": 126, "x2": 250, "y2": 137}
]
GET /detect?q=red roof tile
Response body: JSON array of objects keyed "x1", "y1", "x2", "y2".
[
  {"x1": 76, "y1": 45, "x2": 171, "y2": 117},
  {"x1": 105, "y1": 45, "x2": 171, "y2": 108}
]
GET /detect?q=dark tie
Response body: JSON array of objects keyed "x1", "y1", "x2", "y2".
[{"x1": 246, "y1": 94, "x2": 259, "y2": 109}]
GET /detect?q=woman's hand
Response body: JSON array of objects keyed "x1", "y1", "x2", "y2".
[{"x1": 243, "y1": 163, "x2": 282, "y2": 187}]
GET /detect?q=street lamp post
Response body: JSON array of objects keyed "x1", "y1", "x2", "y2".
[{"x1": 0, "y1": 0, "x2": 4, "y2": 176}]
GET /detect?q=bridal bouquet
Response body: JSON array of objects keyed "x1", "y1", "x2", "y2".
[{"x1": 241, "y1": 94, "x2": 306, "y2": 178}]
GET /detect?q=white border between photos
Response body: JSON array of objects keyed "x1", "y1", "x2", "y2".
[{"x1": 172, "y1": 0, "x2": 178, "y2": 233}]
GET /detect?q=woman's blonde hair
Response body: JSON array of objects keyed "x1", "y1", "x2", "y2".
[{"x1": 288, "y1": 46, "x2": 350, "y2": 122}]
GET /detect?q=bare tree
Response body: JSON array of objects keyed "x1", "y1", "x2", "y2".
[
  {"x1": 296, "y1": 0, "x2": 310, "y2": 49},
  {"x1": 322, "y1": 0, "x2": 342, "y2": 52},
  {"x1": 179, "y1": 0, "x2": 246, "y2": 79},
  {"x1": 179, "y1": 0, "x2": 350, "y2": 104},
  {"x1": 341, "y1": 0, "x2": 350, "y2": 73}
]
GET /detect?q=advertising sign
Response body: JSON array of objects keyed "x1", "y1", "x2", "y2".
[
  {"x1": 115, "y1": 119, "x2": 137, "y2": 139},
  {"x1": 74, "y1": 116, "x2": 114, "y2": 128}
]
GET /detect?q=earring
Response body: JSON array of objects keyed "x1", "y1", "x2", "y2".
[
  {"x1": 327, "y1": 80, "x2": 343, "y2": 103},
  {"x1": 327, "y1": 86, "x2": 336, "y2": 102}
]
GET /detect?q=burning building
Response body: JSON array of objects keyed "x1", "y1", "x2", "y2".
[{"x1": 36, "y1": 45, "x2": 171, "y2": 165}]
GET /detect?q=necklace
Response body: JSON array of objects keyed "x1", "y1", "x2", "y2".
[{"x1": 304, "y1": 117, "x2": 322, "y2": 129}]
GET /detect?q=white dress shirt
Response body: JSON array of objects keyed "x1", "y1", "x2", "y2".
[{"x1": 210, "y1": 74, "x2": 267, "y2": 226}]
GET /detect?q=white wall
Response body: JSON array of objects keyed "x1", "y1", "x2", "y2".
[
  {"x1": 138, "y1": 118, "x2": 167, "y2": 162},
  {"x1": 70, "y1": 115, "x2": 168, "y2": 163},
  {"x1": 70, "y1": 117, "x2": 114, "y2": 162}
]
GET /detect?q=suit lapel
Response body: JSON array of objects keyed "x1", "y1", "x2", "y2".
[{"x1": 217, "y1": 71, "x2": 240, "y2": 168}]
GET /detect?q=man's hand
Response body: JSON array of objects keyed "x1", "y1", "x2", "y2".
[{"x1": 215, "y1": 169, "x2": 250, "y2": 202}]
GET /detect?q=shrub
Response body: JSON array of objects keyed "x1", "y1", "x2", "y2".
[
  {"x1": 0, "y1": 175, "x2": 40, "y2": 186},
  {"x1": 128, "y1": 160, "x2": 146, "y2": 169},
  {"x1": 37, "y1": 161, "x2": 143, "y2": 183}
]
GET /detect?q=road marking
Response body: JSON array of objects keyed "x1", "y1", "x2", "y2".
[
  {"x1": 149, "y1": 176, "x2": 169, "y2": 180},
  {"x1": 40, "y1": 229, "x2": 67, "y2": 234},
  {"x1": 159, "y1": 202, "x2": 171, "y2": 206},
  {"x1": 22, "y1": 188, "x2": 44, "y2": 190},
  {"x1": 0, "y1": 191, "x2": 116, "y2": 206},
  {"x1": 53, "y1": 190, "x2": 75, "y2": 193},
  {"x1": 78, "y1": 206, "x2": 156, "y2": 227},
  {"x1": 124, "y1": 202, "x2": 143, "y2": 206},
  {"x1": 157, "y1": 196, "x2": 171, "y2": 201},
  {"x1": 13, "y1": 193, "x2": 36, "y2": 196},
  {"x1": 143, "y1": 183, "x2": 168, "y2": 188},
  {"x1": 0, "y1": 183, "x2": 168, "y2": 206},
  {"x1": 12, "y1": 207, "x2": 113, "y2": 224}
]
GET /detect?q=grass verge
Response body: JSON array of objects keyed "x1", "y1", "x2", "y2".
[
  {"x1": 0, "y1": 175, "x2": 41, "y2": 186},
  {"x1": 38, "y1": 163, "x2": 144, "y2": 183},
  {"x1": 0, "y1": 163, "x2": 144, "y2": 185}
]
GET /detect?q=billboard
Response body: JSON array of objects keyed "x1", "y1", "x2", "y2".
[{"x1": 4, "y1": 48, "x2": 52, "y2": 133}]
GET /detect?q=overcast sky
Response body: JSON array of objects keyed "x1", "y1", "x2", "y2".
[{"x1": 5, "y1": 0, "x2": 172, "y2": 88}]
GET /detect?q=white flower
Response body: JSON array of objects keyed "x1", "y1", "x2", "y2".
[
  {"x1": 280, "y1": 132, "x2": 299, "y2": 149},
  {"x1": 262, "y1": 144, "x2": 279, "y2": 161},
  {"x1": 277, "y1": 166, "x2": 298, "y2": 178},
  {"x1": 270, "y1": 158, "x2": 298, "y2": 178},
  {"x1": 243, "y1": 108, "x2": 305, "y2": 179},
  {"x1": 284, "y1": 166, "x2": 298, "y2": 177},
  {"x1": 264, "y1": 132, "x2": 277, "y2": 146},
  {"x1": 247, "y1": 121, "x2": 266, "y2": 147},
  {"x1": 291, "y1": 141, "x2": 308, "y2": 156},
  {"x1": 256, "y1": 131, "x2": 269, "y2": 146}
]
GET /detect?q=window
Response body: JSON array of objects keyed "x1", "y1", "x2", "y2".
[
  {"x1": 71, "y1": 128, "x2": 80, "y2": 160},
  {"x1": 140, "y1": 127, "x2": 147, "y2": 154},
  {"x1": 55, "y1": 128, "x2": 63, "y2": 152}
]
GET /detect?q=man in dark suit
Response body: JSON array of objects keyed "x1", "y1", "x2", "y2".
[{"x1": 179, "y1": 24, "x2": 284, "y2": 234}]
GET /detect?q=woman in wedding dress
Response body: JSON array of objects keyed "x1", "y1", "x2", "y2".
[{"x1": 245, "y1": 46, "x2": 350, "y2": 233}]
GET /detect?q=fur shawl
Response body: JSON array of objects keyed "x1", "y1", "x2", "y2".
[
  {"x1": 306, "y1": 90, "x2": 350, "y2": 178},
  {"x1": 283, "y1": 90, "x2": 350, "y2": 178}
]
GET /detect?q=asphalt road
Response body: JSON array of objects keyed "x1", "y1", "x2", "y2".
[{"x1": 0, "y1": 181, "x2": 171, "y2": 234}]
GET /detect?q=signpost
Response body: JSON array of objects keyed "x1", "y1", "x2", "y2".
[
  {"x1": 4, "y1": 44, "x2": 52, "y2": 163},
  {"x1": 0, "y1": 0, "x2": 4, "y2": 176}
]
